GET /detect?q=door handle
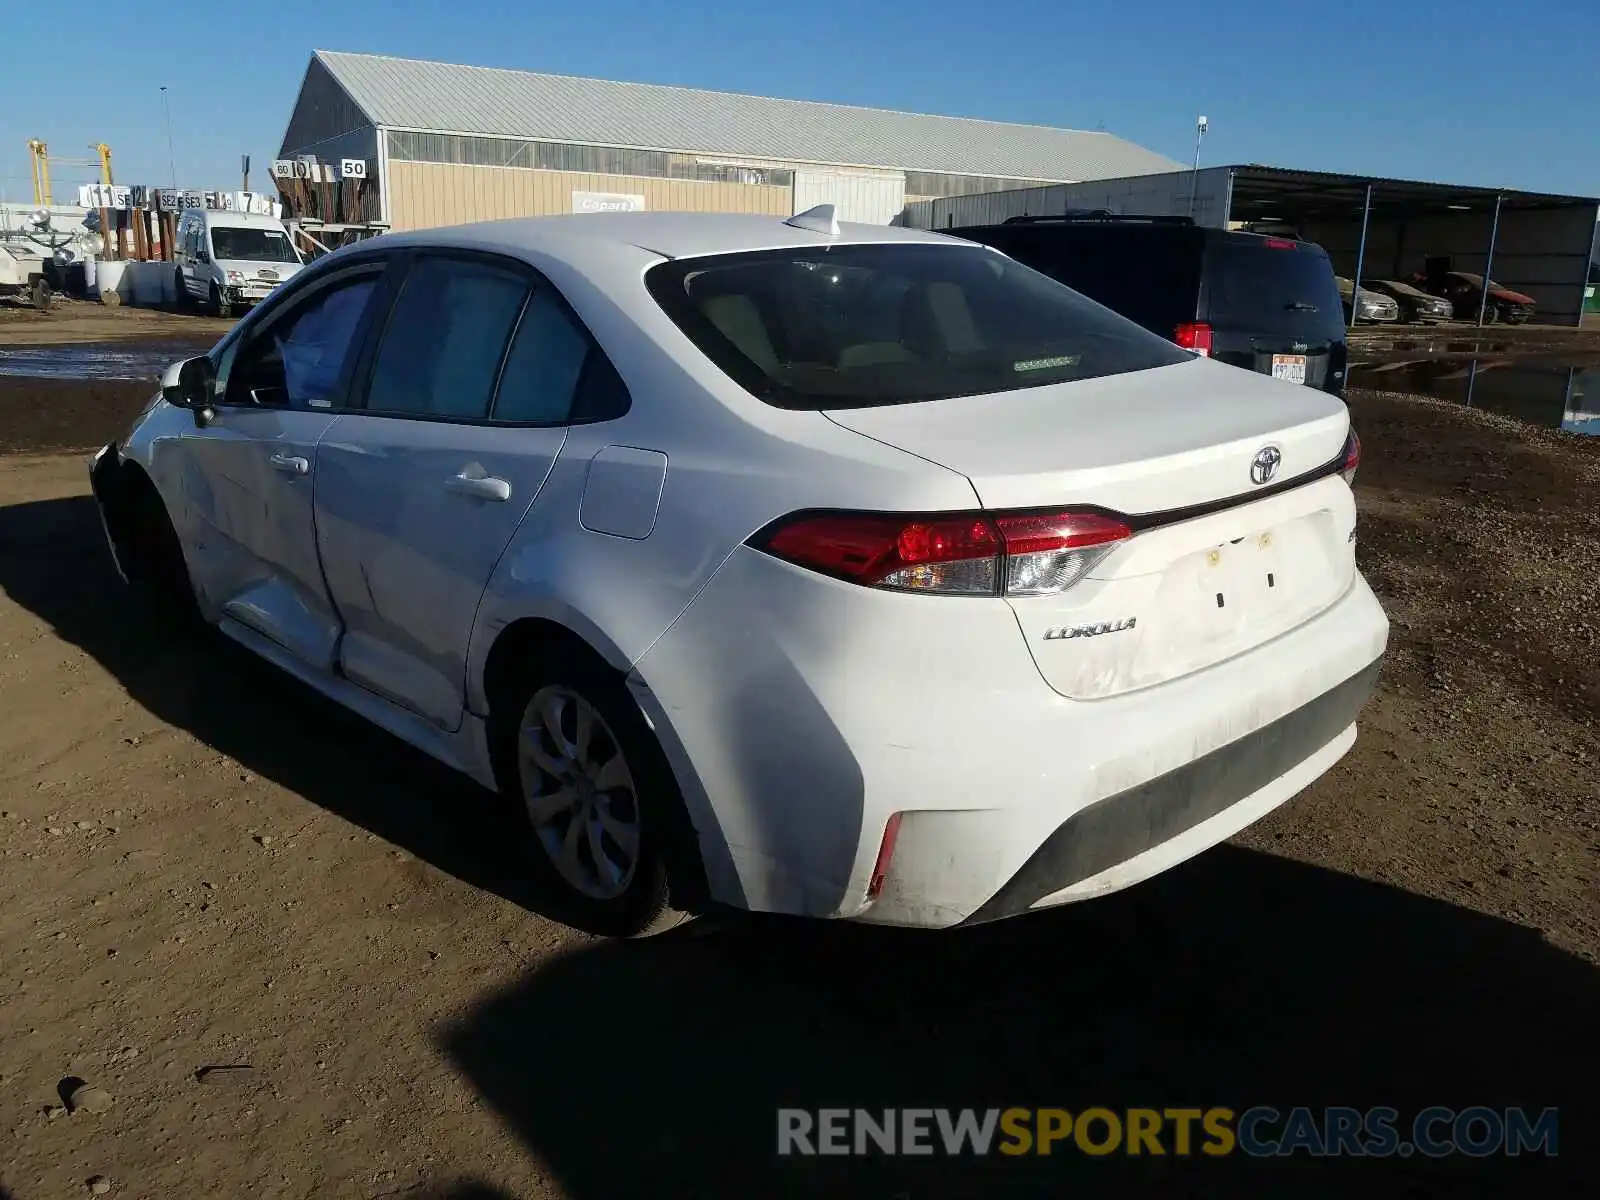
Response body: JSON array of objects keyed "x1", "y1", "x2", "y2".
[
  {"x1": 268, "y1": 452, "x2": 310, "y2": 476},
  {"x1": 444, "y1": 472, "x2": 511, "y2": 502}
]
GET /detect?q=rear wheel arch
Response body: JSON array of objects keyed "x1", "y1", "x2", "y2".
[
  {"x1": 480, "y1": 616, "x2": 711, "y2": 921},
  {"x1": 481, "y1": 617, "x2": 622, "y2": 722}
]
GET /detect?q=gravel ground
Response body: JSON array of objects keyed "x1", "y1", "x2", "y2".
[{"x1": 0, "y1": 363, "x2": 1594, "y2": 1198}]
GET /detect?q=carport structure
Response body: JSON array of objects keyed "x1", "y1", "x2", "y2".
[
  {"x1": 1228, "y1": 166, "x2": 1599, "y2": 327},
  {"x1": 901, "y1": 164, "x2": 1600, "y2": 326}
]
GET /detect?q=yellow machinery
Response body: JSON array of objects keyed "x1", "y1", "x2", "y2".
[
  {"x1": 26, "y1": 139, "x2": 50, "y2": 206},
  {"x1": 26, "y1": 140, "x2": 115, "y2": 206}
]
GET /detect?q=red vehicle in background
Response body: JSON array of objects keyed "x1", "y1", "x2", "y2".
[{"x1": 1415, "y1": 269, "x2": 1536, "y2": 324}]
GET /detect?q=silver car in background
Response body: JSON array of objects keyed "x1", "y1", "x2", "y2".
[{"x1": 1336, "y1": 276, "x2": 1399, "y2": 323}]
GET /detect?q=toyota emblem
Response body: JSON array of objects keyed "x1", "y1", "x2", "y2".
[{"x1": 1250, "y1": 445, "x2": 1282, "y2": 486}]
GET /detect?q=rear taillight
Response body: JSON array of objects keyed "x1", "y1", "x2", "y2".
[
  {"x1": 1341, "y1": 429, "x2": 1361, "y2": 485},
  {"x1": 755, "y1": 508, "x2": 1132, "y2": 597},
  {"x1": 1263, "y1": 237, "x2": 1298, "y2": 249},
  {"x1": 1174, "y1": 321, "x2": 1213, "y2": 357}
]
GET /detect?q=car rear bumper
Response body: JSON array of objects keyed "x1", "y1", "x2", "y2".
[
  {"x1": 630, "y1": 544, "x2": 1389, "y2": 928},
  {"x1": 956, "y1": 656, "x2": 1379, "y2": 924}
]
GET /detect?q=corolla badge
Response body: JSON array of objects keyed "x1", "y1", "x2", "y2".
[
  {"x1": 1250, "y1": 445, "x2": 1283, "y2": 486},
  {"x1": 1043, "y1": 617, "x2": 1137, "y2": 641}
]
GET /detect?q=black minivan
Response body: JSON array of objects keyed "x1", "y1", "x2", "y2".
[{"x1": 946, "y1": 215, "x2": 1349, "y2": 396}]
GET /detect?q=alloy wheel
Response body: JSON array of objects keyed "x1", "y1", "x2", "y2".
[{"x1": 518, "y1": 685, "x2": 642, "y2": 900}]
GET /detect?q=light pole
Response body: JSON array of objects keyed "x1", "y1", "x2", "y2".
[
  {"x1": 159, "y1": 86, "x2": 176, "y2": 191},
  {"x1": 1187, "y1": 115, "x2": 1208, "y2": 218}
]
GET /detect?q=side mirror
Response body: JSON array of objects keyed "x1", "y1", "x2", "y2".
[
  {"x1": 197, "y1": 250, "x2": 211, "y2": 264},
  {"x1": 161, "y1": 356, "x2": 217, "y2": 427}
]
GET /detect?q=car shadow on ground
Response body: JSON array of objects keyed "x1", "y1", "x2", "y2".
[
  {"x1": 2, "y1": 495, "x2": 1596, "y2": 1198},
  {"x1": 442, "y1": 856, "x2": 1597, "y2": 1198}
]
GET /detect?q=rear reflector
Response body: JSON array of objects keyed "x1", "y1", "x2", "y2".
[
  {"x1": 1341, "y1": 429, "x2": 1361, "y2": 485},
  {"x1": 754, "y1": 508, "x2": 1132, "y2": 597},
  {"x1": 1174, "y1": 321, "x2": 1213, "y2": 356},
  {"x1": 867, "y1": 812, "x2": 903, "y2": 899}
]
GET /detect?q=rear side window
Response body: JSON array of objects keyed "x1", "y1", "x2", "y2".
[
  {"x1": 646, "y1": 243, "x2": 1189, "y2": 410},
  {"x1": 492, "y1": 287, "x2": 633, "y2": 425},
  {"x1": 493, "y1": 289, "x2": 592, "y2": 423},
  {"x1": 365, "y1": 257, "x2": 529, "y2": 419},
  {"x1": 1203, "y1": 241, "x2": 1345, "y2": 338}
]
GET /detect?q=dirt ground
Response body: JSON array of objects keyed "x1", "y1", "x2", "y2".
[
  {"x1": 0, "y1": 344, "x2": 1596, "y2": 1197},
  {"x1": 0, "y1": 300, "x2": 233, "y2": 347}
]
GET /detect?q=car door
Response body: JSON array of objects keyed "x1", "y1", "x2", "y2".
[
  {"x1": 175, "y1": 216, "x2": 198, "y2": 298},
  {"x1": 180, "y1": 260, "x2": 390, "y2": 670},
  {"x1": 313, "y1": 251, "x2": 617, "y2": 729}
]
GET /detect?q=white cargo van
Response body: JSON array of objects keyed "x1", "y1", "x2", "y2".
[{"x1": 173, "y1": 209, "x2": 303, "y2": 316}]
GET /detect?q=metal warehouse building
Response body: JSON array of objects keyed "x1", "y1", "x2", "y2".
[
  {"x1": 278, "y1": 50, "x2": 1183, "y2": 231},
  {"x1": 903, "y1": 164, "x2": 1600, "y2": 325}
]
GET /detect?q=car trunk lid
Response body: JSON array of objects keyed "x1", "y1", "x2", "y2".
[{"x1": 825, "y1": 357, "x2": 1358, "y2": 697}]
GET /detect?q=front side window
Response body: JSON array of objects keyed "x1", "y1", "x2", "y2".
[
  {"x1": 224, "y1": 274, "x2": 380, "y2": 409},
  {"x1": 646, "y1": 243, "x2": 1189, "y2": 410},
  {"x1": 210, "y1": 226, "x2": 301, "y2": 264},
  {"x1": 364, "y1": 257, "x2": 530, "y2": 420}
]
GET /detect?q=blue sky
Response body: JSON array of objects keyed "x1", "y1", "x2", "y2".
[{"x1": 5, "y1": 0, "x2": 1597, "y2": 203}]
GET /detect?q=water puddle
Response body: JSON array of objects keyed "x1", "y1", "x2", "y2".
[
  {"x1": 1348, "y1": 357, "x2": 1600, "y2": 436},
  {"x1": 1355, "y1": 337, "x2": 1519, "y2": 356},
  {"x1": 0, "y1": 341, "x2": 213, "y2": 383}
]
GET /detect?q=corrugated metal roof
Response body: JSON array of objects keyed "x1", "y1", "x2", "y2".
[{"x1": 313, "y1": 51, "x2": 1184, "y2": 182}]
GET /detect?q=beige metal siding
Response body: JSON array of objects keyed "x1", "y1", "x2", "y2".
[
  {"x1": 792, "y1": 169, "x2": 905, "y2": 224},
  {"x1": 387, "y1": 162, "x2": 791, "y2": 230}
]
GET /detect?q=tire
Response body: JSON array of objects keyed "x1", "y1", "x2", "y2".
[
  {"x1": 174, "y1": 270, "x2": 190, "y2": 311},
  {"x1": 207, "y1": 284, "x2": 226, "y2": 318},
  {"x1": 30, "y1": 278, "x2": 53, "y2": 312},
  {"x1": 492, "y1": 648, "x2": 697, "y2": 938},
  {"x1": 1479, "y1": 303, "x2": 1497, "y2": 326}
]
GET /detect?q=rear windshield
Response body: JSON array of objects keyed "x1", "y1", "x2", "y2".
[
  {"x1": 1203, "y1": 241, "x2": 1344, "y2": 337},
  {"x1": 210, "y1": 226, "x2": 300, "y2": 264},
  {"x1": 646, "y1": 243, "x2": 1190, "y2": 410}
]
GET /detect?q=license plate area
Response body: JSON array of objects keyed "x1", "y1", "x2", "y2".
[
  {"x1": 1109, "y1": 511, "x2": 1347, "y2": 690},
  {"x1": 1011, "y1": 478, "x2": 1360, "y2": 700},
  {"x1": 1271, "y1": 354, "x2": 1307, "y2": 384}
]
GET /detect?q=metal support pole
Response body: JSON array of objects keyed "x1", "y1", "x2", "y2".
[
  {"x1": 1187, "y1": 117, "x2": 1207, "y2": 218},
  {"x1": 1476, "y1": 194, "x2": 1503, "y2": 328},
  {"x1": 160, "y1": 87, "x2": 177, "y2": 193},
  {"x1": 1349, "y1": 184, "x2": 1373, "y2": 330}
]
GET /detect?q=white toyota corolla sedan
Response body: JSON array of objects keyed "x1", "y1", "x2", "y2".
[{"x1": 90, "y1": 207, "x2": 1388, "y2": 936}]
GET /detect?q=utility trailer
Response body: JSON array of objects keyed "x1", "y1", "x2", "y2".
[
  {"x1": 0, "y1": 241, "x2": 53, "y2": 309},
  {"x1": 0, "y1": 208, "x2": 99, "y2": 310}
]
